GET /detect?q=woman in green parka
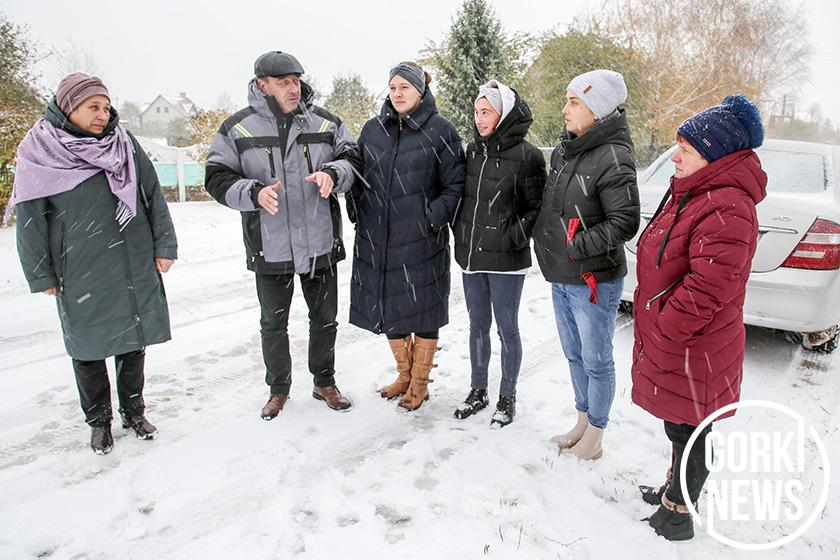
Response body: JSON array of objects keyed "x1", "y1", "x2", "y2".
[{"x1": 6, "y1": 73, "x2": 177, "y2": 455}]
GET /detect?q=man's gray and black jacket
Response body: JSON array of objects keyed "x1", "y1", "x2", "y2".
[{"x1": 205, "y1": 79, "x2": 362, "y2": 275}]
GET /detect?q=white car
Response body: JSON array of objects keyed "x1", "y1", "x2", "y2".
[{"x1": 622, "y1": 139, "x2": 840, "y2": 353}]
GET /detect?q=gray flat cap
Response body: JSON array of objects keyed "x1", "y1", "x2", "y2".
[{"x1": 254, "y1": 51, "x2": 305, "y2": 77}]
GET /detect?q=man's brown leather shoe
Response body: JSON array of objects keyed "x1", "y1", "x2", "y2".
[
  {"x1": 312, "y1": 385, "x2": 352, "y2": 411},
  {"x1": 261, "y1": 394, "x2": 289, "y2": 420}
]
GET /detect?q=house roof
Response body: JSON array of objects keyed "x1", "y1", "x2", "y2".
[
  {"x1": 139, "y1": 93, "x2": 200, "y2": 119},
  {"x1": 162, "y1": 93, "x2": 198, "y2": 116}
]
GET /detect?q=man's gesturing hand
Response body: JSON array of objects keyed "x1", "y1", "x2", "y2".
[
  {"x1": 305, "y1": 171, "x2": 334, "y2": 198},
  {"x1": 258, "y1": 182, "x2": 283, "y2": 215}
]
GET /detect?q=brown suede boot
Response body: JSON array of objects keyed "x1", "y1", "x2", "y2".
[
  {"x1": 398, "y1": 336, "x2": 437, "y2": 411},
  {"x1": 379, "y1": 336, "x2": 413, "y2": 399}
]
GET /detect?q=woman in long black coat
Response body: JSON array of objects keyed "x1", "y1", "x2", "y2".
[
  {"x1": 9, "y1": 73, "x2": 177, "y2": 454},
  {"x1": 350, "y1": 62, "x2": 465, "y2": 410}
]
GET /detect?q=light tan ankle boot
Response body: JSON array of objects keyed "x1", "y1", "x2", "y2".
[
  {"x1": 398, "y1": 336, "x2": 437, "y2": 410},
  {"x1": 379, "y1": 336, "x2": 413, "y2": 399},
  {"x1": 550, "y1": 411, "x2": 588, "y2": 449},
  {"x1": 570, "y1": 422, "x2": 604, "y2": 460}
]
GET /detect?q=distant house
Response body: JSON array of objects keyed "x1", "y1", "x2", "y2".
[{"x1": 139, "y1": 92, "x2": 199, "y2": 132}]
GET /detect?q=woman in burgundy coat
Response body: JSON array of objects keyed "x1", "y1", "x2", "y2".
[{"x1": 631, "y1": 94, "x2": 767, "y2": 541}]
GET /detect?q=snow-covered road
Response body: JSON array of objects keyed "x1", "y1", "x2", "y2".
[{"x1": 1, "y1": 202, "x2": 837, "y2": 559}]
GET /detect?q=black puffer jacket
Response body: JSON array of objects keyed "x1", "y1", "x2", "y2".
[
  {"x1": 453, "y1": 91, "x2": 546, "y2": 272},
  {"x1": 349, "y1": 90, "x2": 465, "y2": 335},
  {"x1": 533, "y1": 110, "x2": 640, "y2": 284}
]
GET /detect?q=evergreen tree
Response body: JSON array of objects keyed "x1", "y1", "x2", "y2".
[
  {"x1": 430, "y1": 0, "x2": 513, "y2": 139},
  {"x1": 324, "y1": 73, "x2": 375, "y2": 138}
]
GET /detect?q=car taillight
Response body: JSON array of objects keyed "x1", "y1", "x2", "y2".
[{"x1": 781, "y1": 218, "x2": 840, "y2": 270}]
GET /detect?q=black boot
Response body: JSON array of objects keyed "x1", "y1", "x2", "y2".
[
  {"x1": 639, "y1": 467, "x2": 672, "y2": 505},
  {"x1": 120, "y1": 409, "x2": 157, "y2": 440},
  {"x1": 490, "y1": 395, "x2": 516, "y2": 428},
  {"x1": 454, "y1": 388, "x2": 489, "y2": 419},
  {"x1": 90, "y1": 424, "x2": 113, "y2": 455},
  {"x1": 644, "y1": 496, "x2": 694, "y2": 541},
  {"x1": 639, "y1": 483, "x2": 667, "y2": 506}
]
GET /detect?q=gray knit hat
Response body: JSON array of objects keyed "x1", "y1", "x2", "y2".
[
  {"x1": 566, "y1": 70, "x2": 627, "y2": 120},
  {"x1": 56, "y1": 73, "x2": 110, "y2": 115}
]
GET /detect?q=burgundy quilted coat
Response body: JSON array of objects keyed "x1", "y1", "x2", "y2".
[{"x1": 631, "y1": 149, "x2": 767, "y2": 426}]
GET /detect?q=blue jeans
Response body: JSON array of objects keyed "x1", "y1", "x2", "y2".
[
  {"x1": 551, "y1": 277, "x2": 623, "y2": 429},
  {"x1": 462, "y1": 273, "x2": 525, "y2": 397}
]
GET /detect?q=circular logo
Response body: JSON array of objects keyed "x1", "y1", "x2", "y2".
[{"x1": 681, "y1": 400, "x2": 831, "y2": 550}]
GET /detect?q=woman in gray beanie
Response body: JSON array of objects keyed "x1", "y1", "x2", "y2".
[
  {"x1": 8, "y1": 73, "x2": 177, "y2": 455},
  {"x1": 533, "y1": 69, "x2": 640, "y2": 459}
]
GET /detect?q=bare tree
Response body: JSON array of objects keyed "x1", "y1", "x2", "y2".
[
  {"x1": 212, "y1": 93, "x2": 236, "y2": 113},
  {"x1": 586, "y1": 0, "x2": 812, "y2": 155},
  {"x1": 46, "y1": 39, "x2": 104, "y2": 88},
  {"x1": 119, "y1": 101, "x2": 142, "y2": 130}
]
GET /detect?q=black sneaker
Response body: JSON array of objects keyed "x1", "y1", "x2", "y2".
[
  {"x1": 453, "y1": 388, "x2": 489, "y2": 419},
  {"x1": 490, "y1": 395, "x2": 516, "y2": 427},
  {"x1": 120, "y1": 409, "x2": 158, "y2": 440},
  {"x1": 90, "y1": 424, "x2": 113, "y2": 455}
]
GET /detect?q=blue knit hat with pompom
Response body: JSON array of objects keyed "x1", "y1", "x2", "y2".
[{"x1": 676, "y1": 94, "x2": 764, "y2": 163}]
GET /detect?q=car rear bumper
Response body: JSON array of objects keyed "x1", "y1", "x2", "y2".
[{"x1": 743, "y1": 268, "x2": 840, "y2": 332}]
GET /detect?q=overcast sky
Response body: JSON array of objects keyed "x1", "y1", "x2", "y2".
[{"x1": 5, "y1": 0, "x2": 840, "y2": 125}]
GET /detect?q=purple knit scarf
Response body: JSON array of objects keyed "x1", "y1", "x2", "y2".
[{"x1": 4, "y1": 119, "x2": 137, "y2": 226}]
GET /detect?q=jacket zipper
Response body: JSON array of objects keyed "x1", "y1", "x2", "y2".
[
  {"x1": 380, "y1": 120, "x2": 401, "y2": 331},
  {"x1": 557, "y1": 144, "x2": 572, "y2": 213},
  {"x1": 274, "y1": 121, "x2": 296, "y2": 268},
  {"x1": 115, "y1": 206, "x2": 145, "y2": 343},
  {"x1": 295, "y1": 119, "x2": 312, "y2": 271},
  {"x1": 466, "y1": 143, "x2": 489, "y2": 269},
  {"x1": 303, "y1": 144, "x2": 314, "y2": 174},
  {"x1": 645, "y1": 275, "x2": 686, "y2": 310},
  {"x1": 59, "y1": 224, "x2": 67, "y2": 294},
  {"x1": 267, "y1": 147, "x2": 276, "y2": 177}
]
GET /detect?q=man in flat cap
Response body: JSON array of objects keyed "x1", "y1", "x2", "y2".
[{"x1": 205, "y1": 51, "x2": 362, "y2": 419}]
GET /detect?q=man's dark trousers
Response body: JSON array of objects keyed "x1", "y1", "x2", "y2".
[{"x1": 255, "y1": 265, "x2": 338, "y2": 395}]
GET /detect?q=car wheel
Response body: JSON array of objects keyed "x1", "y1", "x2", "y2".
[{"x1": 801, "y1": 325, "x2": 839, "y2": 354}]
